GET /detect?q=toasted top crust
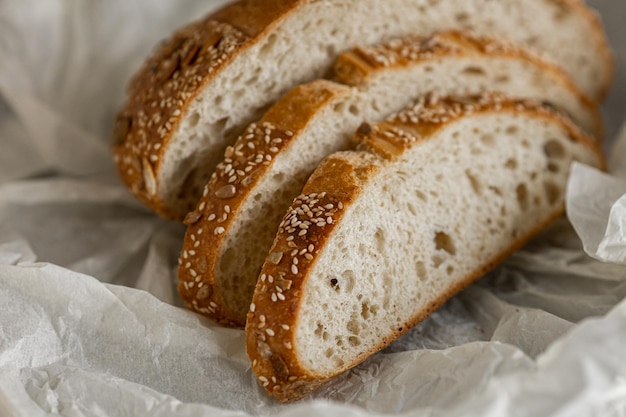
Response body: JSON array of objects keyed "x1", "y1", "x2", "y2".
[
  {"x1": 111, "y1": 0, "x2": 310, "y2": 219},
  {"x1": 333, "y1": 31, "x2": 603, "y2": 139},
  {"x1": 245, "y1": 93, "x2": 604, "y2": 402},
  {"x1": 178, "y1": 80, "x2": 351, "y2": 325}
]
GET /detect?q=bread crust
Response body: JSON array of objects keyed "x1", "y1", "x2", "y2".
[
  {"x1": 112, "y1": 1, "x2": 309, "y2": 220},
  {"x1": 178, "y1": 80, "x2": 351, "y2": 326},
  {"x1": 333, "y1": 31, "x2": 603, "y2": 140},
  {"x1": 112, "y1": 0, "x2": 612, "y2": 220},
  {"x1": 245, "y1": 93, "x2": 605, "y2": 402}
]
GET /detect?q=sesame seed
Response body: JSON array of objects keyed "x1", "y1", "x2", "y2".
[
  {"x1": 291, "y1": 265, "x2": 299, "y2": 274},
  {"x1": 281, "y1": 324, "x2": 290, "y2": 330},
  {"x1": 214, "y1": 227, "x2": 225, "y2": 235},
  {"x1": 268, "y1": 275, "x2": 274, "y2": 283},
  {"x1": 250, "y1": 303, "x2": 256, "y2": 312},
  {"x1": 190, "y1": 269, "x2": 197, "y2": 277},
  {"x1": 271, "y1": 293, "x2": 277, "y2": 302},
  {"x1": 208, "y1": 214, "x2": 216, "y2": 221},
  {"x1": 277, "y1": 293, "x2": 285, "y2": 301},
  {"x1": 266, "y1": 329, "x2": 275, "y2": 337}
]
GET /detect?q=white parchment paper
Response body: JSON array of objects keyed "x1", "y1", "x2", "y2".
[{"x1": 1, "y1": 1, "x2": 626, "y2": 416}]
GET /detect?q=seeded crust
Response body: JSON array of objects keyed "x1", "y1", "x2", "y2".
[
  {"x1": 178, "y1": 80, "x2": 351, "y2": 326},
  {"x1": 333, "y1": 31, "x2": 603, "y2": 139},
  {"x1": 178, "y1": 30, "x2": 604, "y2": 328},
  {"x1": 245, "y1": 93, "x2": 605, "y2": 402},
  {"x1": 112, "y1": 0, "x2": 613, "y2": 221}
]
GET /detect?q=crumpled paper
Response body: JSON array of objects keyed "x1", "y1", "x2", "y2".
[
  {"x1": 1, "y1": 1, "x2": 626, "y2": 416},
  {"x1": 567, "y1": 126, "x2": 626, "y2": 264}
]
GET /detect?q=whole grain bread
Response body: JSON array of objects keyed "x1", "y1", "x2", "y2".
[
  {"x1": 245, "y1": 93, "x2": 605, "y2": 402},
  {"x1": 112, "y1": 0, "x2": 612, "y2": 221},
  {"x1": 178, "y1": 31, "x2": 602, "y2": 326}
]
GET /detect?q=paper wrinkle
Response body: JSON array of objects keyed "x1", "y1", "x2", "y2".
[
  {"x1": 1, "y1": 0, "x2": 626, "y2": 416},
  {"x1": 567, "y1": 161, "x2": 626, "y2": 264}
]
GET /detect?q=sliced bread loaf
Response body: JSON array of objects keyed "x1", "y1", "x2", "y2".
[
  {"x1": 178, "y1": 31, "x2": 602, "y2": 326},
  {"x1": 245, "y1": 93, "x2": 605, "y2": 402},
  {"x1": 112, "y1": 0, "x2": 612, "y2": 220}
]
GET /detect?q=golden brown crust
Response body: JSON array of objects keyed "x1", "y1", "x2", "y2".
[
  {"x1": 246, "y1": 93, "x2": 605, "y2": 402},
  {"x1": 112, "y1": 1, "x2": 307, "y2": 220},
  {"x1": 112, "y1": 18, "x2": 250, "y2": 220},
  {"x1": 359, "y1": 92, "x2": 604, "y2": 161},
  {"x1": 177, "y1": 80, "x2": 351, "y2": 326},
  {"x1": 332, "y1": 31, "x2": 604, "y2": 140}
]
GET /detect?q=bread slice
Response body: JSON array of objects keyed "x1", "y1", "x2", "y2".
[
  {"x1": 112, "y1": 0, "x2": 612, "y2": 220},
  {"x1": 178, "y1": 31, "x2": 602, "y2": 327},
  {"x1": 245, "y1": 93, "x2": 605, "y2": 402}
]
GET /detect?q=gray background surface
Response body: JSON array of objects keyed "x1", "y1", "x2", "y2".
[{"x1": 588, "y1": 0, "x2": 626, "y2": 142}]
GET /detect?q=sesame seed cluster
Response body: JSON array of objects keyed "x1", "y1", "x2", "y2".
[
  {"x1": 112, "y1": 19, "x2": 248, "y2": 206},
  {"x1": 247, "y1": 191, "x2": 345, "y2": 396},
  {"x1": 355, "y1": 33, "x2": 461, "y2": 67},
  {"x1": 177, "y1": 120, "x2": 294, "y2": 322}
]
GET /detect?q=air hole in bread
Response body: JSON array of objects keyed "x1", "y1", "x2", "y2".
[
  {"x1": 446, "y1": 265, "x2": 454, "y2": 276},
  {"x1": 432, "y1": 255, "x2": 444, "y2": 268},
  {"x1": 455, "y1": 11, "x2": 469, "y2": 23},
  {"x1": 407, "y1": 202, "x2": 418, "y2": 217},
  {"x1": 465, "y1": 170, "x2": 482, "y2": 195},
  {"x1": 348, "y1": 336, "x2": 361, "y2": 347},
  {"x1": 332, "y1": 101, "x2": 346, "y2": 113},
  {"x1": 335, "y1": 336, "x2": 343, "y2": 347},
  {"x1": 547, "y1": 162, "x2": 560, "y2": 173},
  {"x1": 374, "y1": 228, "x2": 385, "y2": 252},
  {"x1": 516, "y1": 183, "x2": 529, "y2": 211},
  {"x1": 522, "y1": 139, "x2": 531, "y2": 149},
  {"x1": 505, "y1": 125, "x2": 519, "y2": 135},
  {"x1": 325, "y1": 348, "x2": 334, "y2": 358},
  {"x1": 480, "y1": 133, "x2": 495, "y2": 147},
  {"x1": 215, "y1": 117, "x2": 229, "y2": 132},
  {"x1": 416, "y1": 261, "x2": 427, "y2": 281},
  {"x1": 505, "y1": 158, "x2": 518, "y2": 170},
  {"x1": 188, "y1": 111, "x2": 200, "y2": 127},
  {"x1": 259, "y1": 34, "x2": 278, "y2": 58},
  {"x1": 489, "y1": 186, "x2": 503, "y2": 197},
  {"x1": 415, "y1": 190, "x2": 428, "y2": 202},
  {"x1": 347, "y1": 318, "x2": 360, "y2": 335},
  {"x1": 526, "y1": 35, "x2": 540, "y2": 47},
  {"x1": 543, "y1": 180, "x2": 561, "y2": 204},
  {"x1": 495, "y1": 74, "x2": 511, "y2": 84},
  {"x1": 544, "y1": 139, "x2": 566, "y2": 159},
  {"x1": 245, "y1": 75, "x2": 259, "y2": 86},
  {"x1": 348, "y1": 104, "x2": 359, "y2": 116},
  {"x1": 462, "y1": 66, "x2": 487, "y2": 76},
  {"x1": 330, "y1": 277, "x2": 339, "y2": 291},
  {"x1": 434, "y1": 231, "x2": 456, "y2": 256}
]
